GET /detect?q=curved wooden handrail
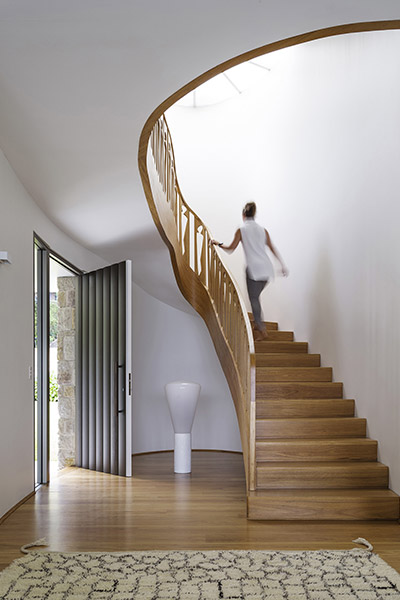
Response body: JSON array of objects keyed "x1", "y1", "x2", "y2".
[{"x1": 147, "y1": 115, "x2": 256, "y2": 490}]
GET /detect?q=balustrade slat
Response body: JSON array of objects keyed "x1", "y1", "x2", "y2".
[
  {"x1": 200, "y1": 228, "x2": 206, "y2": 285},
  {"x1": 194, "y1": 217, "x2": 199, "y2": 276},
  {"x1": 218, "y1": 264, "x2": 223, "y2": 318},
  {"x1": 210, "y1": 249, "x2": 215, "y2": 299},
  {"x1": 184, "y1": 210, "x2": 190, "y2": 264},
  {"x1": 226, "y1": 278, "x2": 231, "y2": 341},
  {"x1": 176, "y1": 193, "x2": 180, "y2": 243}
]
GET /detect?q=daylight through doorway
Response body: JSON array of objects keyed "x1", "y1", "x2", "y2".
[{"x1": 34, "y1": 238, "x2": 80, "y2": 485}]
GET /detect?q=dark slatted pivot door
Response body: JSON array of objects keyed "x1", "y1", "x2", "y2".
[{"x1": 77, "y1": 261, "x2": 132, "y2": 476}]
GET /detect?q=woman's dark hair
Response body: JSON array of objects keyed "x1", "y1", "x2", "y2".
[{"x1": 243, "y1": 202, "x2": 256, "y2": 218}]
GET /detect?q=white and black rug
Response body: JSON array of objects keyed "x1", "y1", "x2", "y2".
[{"x1": 1, "y1": 548, "x2": 400, "y2": 599}]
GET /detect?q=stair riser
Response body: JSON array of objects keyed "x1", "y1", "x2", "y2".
[
  {"x1": 248, "y1": 318, "x2": 278, "y2": 330},
  {"x1": 257, "y1": 367, "x2": 332, "y2": 382},
  {"x1": 248, "y1": 497, "x2": 400, "y2": 520},
  {"x1": 255, "y1": 342, "x2": 308, "y2": 353},
  {"x1": 256, "y1": 354, "x2": 321, "y2": 367},
  {"x1": 256, "y1": 382, "x2": 343, "y2": 399},
  {"x1": 256, "y1": 399, "x2": 355, "y2": 419},
  {"x1": 256, "y1": 467, "x2": 389, "y2": 489},
  {"x1": 255, "y1": 331, "x2": 294, "y2": 341},
  {"x1": 256, "y1": 418, "x2": 366, "y2": 439},
  {"x1": 256, "y1": 441, "x2": 377, "y2": 462}
]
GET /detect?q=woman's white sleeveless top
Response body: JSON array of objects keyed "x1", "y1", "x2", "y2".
[{"x1": 240, "y1": 219, "x2": 274, "y2": 281}]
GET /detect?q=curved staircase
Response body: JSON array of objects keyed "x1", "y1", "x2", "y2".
[{"x1": 139, "y1": 114, "x2": 400, "y2": 521}]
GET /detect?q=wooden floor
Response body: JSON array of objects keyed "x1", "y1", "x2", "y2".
[{"x1": 1, "y1": 451, "x2": 400, "y2": 572}]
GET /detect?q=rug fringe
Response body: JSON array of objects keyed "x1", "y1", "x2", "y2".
[
  {"x1": 20, "y1": 538, "x2": 48, "y2": 554},
  {"x1": 19, "y1": 538, "x2": 373, "y2": 555},
  {"x1": 352, "y1": 537, "x2": 373, "y2": 551}
]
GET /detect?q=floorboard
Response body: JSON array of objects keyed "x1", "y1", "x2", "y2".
[{"x1": 1, "y1": 452, "x2": 399, "y2": 571}]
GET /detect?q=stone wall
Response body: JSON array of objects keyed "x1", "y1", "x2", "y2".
[{"x1": 57, "y1": 276, "x2": 77, "y2": 468}]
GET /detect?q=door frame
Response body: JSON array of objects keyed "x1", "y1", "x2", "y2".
[{"x1": 34, "y1": 234, "x2": 82, "y2": 485}]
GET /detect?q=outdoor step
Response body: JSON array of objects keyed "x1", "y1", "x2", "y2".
[
  {"x1": 255, "y1": 341, "x2": 308, "y2": 353},
  {"x1": 256, "y1": 417, "x2": 367, "y2": 439},
  {"x1": 256, "y1": 461, "x2": 389, "y2": 489},
  {"x1": 256, "y1": 398, "x2": 355, "y2": 419},
  {"x1": 247, "y1": 489, "x2": 400, "y2": 520},
  {"x1": 256, "y1": 438, "x2": 378, "y2": 462},
  {"x1": 256, "y1": 381, "x2": 343, "y2": 399},
  {"x1": 256, "y1": 367, "x2": 332, "y2": 382},
  {"x1": 256, "y1": 353, "x2": 321, "y2": 367}
]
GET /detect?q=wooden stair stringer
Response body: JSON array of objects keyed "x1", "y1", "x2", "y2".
[{"x1": 247, "y1": 322, "x2": 400, "y2": 520}]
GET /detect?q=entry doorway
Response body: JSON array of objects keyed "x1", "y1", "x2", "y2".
[
  {"x1": 34, "y1": 237, "x2": 80, "y2": 485},
  {"x1": 34, "y1": 236, "x2": 133, "y2": 484}
]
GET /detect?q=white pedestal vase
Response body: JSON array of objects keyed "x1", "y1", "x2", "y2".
[{"x1": 165, "y1": 381, "x2": 201, "y2": 473}]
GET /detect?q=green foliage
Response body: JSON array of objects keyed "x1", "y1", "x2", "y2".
[
  {"x1": 34, "y1": 297, "x2": 59, "y2": 347},
  {"x1": 34, "y1": 298, "x2": 38, "y2": 348},
  {"x1": 49, "y1": 300, "x2": 58, "y2": 344},
  {"x1": 49, "y1": 373, "x2": 59, "y2": 402},
  {"x1": 34, "y1": 372, "x2": 59, "y2": 402}
]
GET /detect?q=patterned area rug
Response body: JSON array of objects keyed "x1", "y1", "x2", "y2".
[{"x1": 1, "y1": 548, "x2": 400, "y2": 599}]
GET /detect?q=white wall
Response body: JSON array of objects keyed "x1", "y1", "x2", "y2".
[
  {"x1": 0, "y1": 149, "x2": 106, "y2": 519},
  {"x1": 167, "y1": 30, "x2": 400, "y2": 492},
  {"x1": 131, "y1": 283, "x2": 241, "y2": 453}
]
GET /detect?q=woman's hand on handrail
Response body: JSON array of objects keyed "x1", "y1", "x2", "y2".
[{"x1": 210, "y1": 230, "x2": 241, "y2": 252}]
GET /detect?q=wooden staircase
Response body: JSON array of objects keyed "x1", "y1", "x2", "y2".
[
  {"x1": 143, "y1": 115, "x2": 399, "y2": 521},
  {"x1": 247, "y1": 320, "x2": 400, "y2": 520}
]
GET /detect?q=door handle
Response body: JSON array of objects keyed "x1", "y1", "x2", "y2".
[{"x1": 117, "y1": 363, "x2": 125, "y2": 413}]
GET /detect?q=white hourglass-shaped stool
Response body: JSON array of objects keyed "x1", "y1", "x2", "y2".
[{"x1": 165, "y1": 381, "x2": 201, "y2": 473}]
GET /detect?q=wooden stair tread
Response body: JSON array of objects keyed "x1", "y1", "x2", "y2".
[
  {"x1": 255, "y1": 331, "x2": 294, "y2": 341},
  {"x1": 256, "y1": 367, "x2": 332, "y2": 382},
  {"x1": 257, "y1": 437, "x2": 375, "y2": 444},
  {"x1": 256, "y1": 417, "x2": 367, "y2": 439},
  {"x1": 256, "y1": 397, "x2": 353, "y2": 402},
  {"x1": 255, "y1": 341, "x2": 308, "y2": 353},
  {"x1": 256, "y1": 461, "x2": 387, "y2": 469},
  {"x1": 256, "y1": 382, "x2": 343, "y2": 399},
  {"x1": 256, "y1": 416, "x2": 364, "y2": 423},
  {"x1": 249, "y1": 488, "x2": 399, "y2": 498},
  {"x1": 247, "y1": 488, "x2": 400, "y2": 520},
  {"x1": 256, "y1": 461, "x2": 389, "y2": 490},
  {"x1": 256, "y1": 353, "x2": 321, "y2": 367},
  {"x1": 257, "y1": 438, "x2": 375, "y2": 448},
  {"x1": 256, "y1": 438, "x2": 377, "y2": 462},
  {"x1": 264, "y1": 322, "x2": 279, "y2": 330},
  {"x1": 256, "y1": 398, "x2": 355, "y2": 418},
  {"x1": 247, "y1": 315, "x2": 278, "y2": 330}
]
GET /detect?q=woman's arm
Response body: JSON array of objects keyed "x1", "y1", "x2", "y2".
[
  {"x1": 211, "y1": 229, "x2": 241, "y2": 252},
  {"x1": 265, "y1": 229, "x2": 289, "y2": 276}
]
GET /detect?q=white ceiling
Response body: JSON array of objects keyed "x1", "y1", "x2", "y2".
[{"x1": 1, "y1": 1, "x2": 399, "y2": 309}]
